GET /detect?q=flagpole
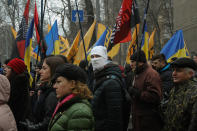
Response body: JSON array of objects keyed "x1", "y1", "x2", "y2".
[
  {"x1": 74, "y1": 0, "x2": 88, "y2": 66},
  {"x1": 135, "y1": 0, "x2": 150, "y2": 75},
  {"x1": 40, "y1": 0, "x2": 47, "y2": 62},
  {"x1": 139, "y1": 0, "x2": 150, "y2": 50}
]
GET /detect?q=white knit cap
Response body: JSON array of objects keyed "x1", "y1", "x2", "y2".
[{"x1": 91, "y1": 46, "x2": 108, "y2": 59}]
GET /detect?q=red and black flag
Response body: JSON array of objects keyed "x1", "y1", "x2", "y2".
[
  {"x1": 12, "y1": 0, "x2": 30, "y2": 59},
  {"x1": 34, "y1": 1, "x2": 47, "y2": 58},
  {"x1": 108, "y1": 0, "x2": 133, "y2": 51},
  {"x1": 34, "y1": 1, "x2": 41, "y2": 45},
  {"x1": 108, "y1": 0, "x2": 141, "y2": 51}
]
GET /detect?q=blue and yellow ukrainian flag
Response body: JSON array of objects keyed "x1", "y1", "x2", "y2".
[
  {"x1": 45, "y1": 20, "x2": 60, "y2": 55},
  {"x1": 24, "y1": 18, "x2": 34, "y2": 87},
  {"x1": 160, "y1": 30, "x2": 189, "y2": 62},
  {"x1": 141, "y1": 23, "x2": 149, "y2": 60}
]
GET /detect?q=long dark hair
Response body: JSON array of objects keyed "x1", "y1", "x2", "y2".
[{"x1": 44, "y1": 56, "x2": 65, "y2": 80}]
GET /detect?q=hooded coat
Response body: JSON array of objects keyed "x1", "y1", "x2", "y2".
[{"x1": 0, "y1": 74, "x2": 17, "y2": 131}]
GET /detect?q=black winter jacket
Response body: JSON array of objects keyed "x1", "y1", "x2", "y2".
[
  {"x1": 159, "y1": 64, "x2": 173, "y2": 105},
  {"x1": 92, "y1": 63, "x2": 124, "y2": 131},
  {"x1": 31, "y1": 83, "x2": 58, "y2": 131},
  {"x1": 8, "y1": 72, "x2": 30, "y2": 130}
]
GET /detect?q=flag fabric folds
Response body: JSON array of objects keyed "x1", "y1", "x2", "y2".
[
  {"x1": 45, "y1": 20, "x2": 60, "y2": 55},
  {"x1": 108, "y1": 44, "x2": 120, "y2": 59},
  {"x1": 15, "y1": 0, "x2": 30, "y2": 59},
  {"x1": 126, "y1": 24, "x2": 139, "y2": 64},
  {"x1": 59, "y1": 36, "x2": 70, "y2": 56},
  {"x1": 97, "y1": 23, "x2": 106, "y2": 40},
  {"x1": 66, "y1": 31, "x2": 81, "y2": 63},
  {"x1": 160, "y1": 30, "x2": 189, "y2": 62},
  {"x1": 25, "y1": 18, "x2": 34, "y2": 73},
  {"x1": 24, "y1": 18, "x2": 34, "y2": 86},
  {"x1": 34, "y1": 1, "x2": 41, "y2": 45},
  {"x1": 11, "y1": 26, "x2": 17, "y2": 39},
  {"x1": 108, "y1": 0, "x2": 133, "y2": 51},
  {"x1": 148, "y1": 28, "x2": 156, "y2": 59},
  {"x1": 141, "y1": 23, "x2": 149, "y2": 60},
  {"x1": 87, "y1": 28, "x2": 109, "y2": 61},
  {"x1": 130, "y1": 0, "x2": 141, "y2": 28},
  {"x1": 73, "y1": 20, "x2": 96, "y2": 65}
]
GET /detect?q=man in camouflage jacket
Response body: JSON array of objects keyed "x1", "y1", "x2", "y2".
[{"x1": 163, "y1": 58, "x2": 197, "y2": 131}]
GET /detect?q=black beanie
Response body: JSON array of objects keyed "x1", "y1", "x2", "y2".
[
  {"x1": 130, "y1": 50, "x2": 147, "y2": 63},
  {"x1": 52, "y1": 63, "x2": 87, "y2": 84},
  {"x1": 171, "y1": 58, "x2": 197, "y2": 71}
]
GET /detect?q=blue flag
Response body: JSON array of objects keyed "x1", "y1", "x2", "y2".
[
  {"x1": 160, "y1": 30, "x2": 188, "y2": 62},
  {"x1": 45, "y1": 20, "x2": 60, "y2": 55},
  {"x1": 87, "y1": 28, "x2": 109, "y2": 61}
]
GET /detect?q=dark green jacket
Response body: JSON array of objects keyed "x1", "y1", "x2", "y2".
[
  {"x1": 163, "y1": 78, "x2": 197, "y2": 131},
  {"x1": 48, "y1": 96, "x2": 94, "y2": 131}
]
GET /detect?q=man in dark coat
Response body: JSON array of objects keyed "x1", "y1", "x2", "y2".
[
  {"x1": 151, "y1": 54, "x2": 173, "y2": 107},
  {"x1": 129, "y1": 50, "x2": 163, "y2": 131},
  {"x1": 90, "y1": 46, "x2": 125, "y2": 131},
  {"x1": 163, "y1": 58, "x2": 197, "y2": 131}
]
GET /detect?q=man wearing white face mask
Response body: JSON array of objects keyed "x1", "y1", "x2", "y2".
[{"x1": 90, "y1": 46, "x2": 125, "y2": 131}]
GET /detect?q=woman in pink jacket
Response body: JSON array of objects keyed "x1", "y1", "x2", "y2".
[{"x1": 0, "y1": 74, "x2": 17, "y2": 131}]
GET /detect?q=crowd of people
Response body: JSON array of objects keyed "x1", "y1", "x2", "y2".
[{"x1": 0, "y1": 46, "x2": 197, "y2": 131}]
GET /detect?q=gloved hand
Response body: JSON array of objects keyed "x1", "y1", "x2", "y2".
[
  {"x1": 129, "y1": 87, "x2": 141, "y2": 98},
  {"x1": 19, "y1": 119, "x2": 42, "y2": 131}
]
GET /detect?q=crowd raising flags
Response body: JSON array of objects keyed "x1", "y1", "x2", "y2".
[{"x1": 9, "y1": 0, "x2": 191, "y2": 79}]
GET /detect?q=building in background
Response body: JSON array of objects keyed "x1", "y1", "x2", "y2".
[{"x1": 173, "y1": 0, "x2": 197, "y2": 52}]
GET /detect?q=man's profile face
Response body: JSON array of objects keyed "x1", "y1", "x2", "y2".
[
  {"x1": 130, "y1": 60, "x2": 136, "y2": 70},
  {"x1": 172, "y1": 67, "x2": 191, "y2": 83},
  {"x1": 152, "y1": 59, "x2": 161, "y2": 70},
  {"x1": 193, "y1": 56, "x2": 197, "y2": 63}
]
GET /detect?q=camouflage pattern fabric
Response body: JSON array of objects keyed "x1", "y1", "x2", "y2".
[{"x1": 163, "y1": 78, "x2": 197, "y2": 131}]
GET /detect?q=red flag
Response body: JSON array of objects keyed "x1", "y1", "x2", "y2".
[
  {"x1": 34, "y1": 1, "x2": 47, "y2": 57},
  {"x1": 34, "y1": 1, "x2": 41, "y2": 45},
  {"x1": 15, "y1": 0, "x2": 30, "y2": 59},
  {"x1": 108, "y1": 0, "x2": 133, "y2": 51}
]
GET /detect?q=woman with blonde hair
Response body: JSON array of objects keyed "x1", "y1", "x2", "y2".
[{"x1": 48, "y1": 63, "x2": 94, "y2": 131}]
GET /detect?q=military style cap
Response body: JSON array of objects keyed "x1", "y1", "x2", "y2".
[{"x1": 171, "y1": 57, "x2": 197, "y2": 70}]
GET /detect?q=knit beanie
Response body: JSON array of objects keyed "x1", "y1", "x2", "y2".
[
  {"x1": 91, "y1": 46, "x2": 108, "y2": 59},
  {"x1": 52, "y1": 63, "x2": 87, "y2": 84},
  {"x1": 130, "y1": 50, "x2": 147, "y2": 63},
  {"x1": 7, "y1": 58, "x2": 26, "y2": 74}
]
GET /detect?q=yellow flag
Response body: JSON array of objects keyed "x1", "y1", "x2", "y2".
[
  {"x1": 67, "y1": 31, "x2": 81, "y2": 63},
  {"x1": 48, "y1": 24, "x2": 51, "y2": 33},
  {"x1": 73, "y1": 20, "x2": 96, "y2": 65},
  {"x1": 52, "y1": 40, "x2": 60, "y2": 55},
  {"x1": 126, "y1": 24, "x2": 140, "y2": 64},
  {"x1": 11, "y1": 26, "x2": 17, "y2": 39},
  {"x1": 59, "y1": 36, "x2": 70, "y2": 56},
  {"x1": 24, "y1": 39, "x2": 33, "y2": 87},
  {"x1": 97, "y1": 23, "x2": 106, "y2": 40},
  {"x1": 31, "y1": 47, "x2": 41, "y2": 61},
  {"x1": 141, "y1": 23, "x2": 149, "y2": 60},
  {"x1": 141, "y1": 32, "x2": 149, "y2": 60},
  {"x1": 108, "y1": 44, "x2": 120, "y2": 59},
  {"x1": 148, "y1": 28, "x2": 156, "y2": 59}
]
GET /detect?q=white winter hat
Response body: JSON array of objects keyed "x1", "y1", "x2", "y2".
[{"x1": 91, "y1": 46, "x2": 108, "y2": 59}]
